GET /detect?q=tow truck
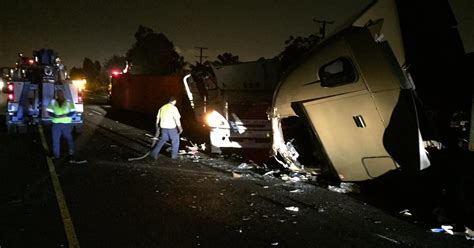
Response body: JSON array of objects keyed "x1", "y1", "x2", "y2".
[{"x1": 5, "y1": 49, "x2": 84, "y2": 134}]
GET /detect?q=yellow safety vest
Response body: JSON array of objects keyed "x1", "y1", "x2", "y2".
[{"x1": 47, "y1": 99, "x2": 75, "y2": 124}]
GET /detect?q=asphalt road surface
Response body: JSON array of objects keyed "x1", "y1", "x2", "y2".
[{"x1": 0, "y1": 93, "x2": 472, "y2": 247}]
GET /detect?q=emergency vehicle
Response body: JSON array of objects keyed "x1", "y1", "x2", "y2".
[{"x1": 5, "y1": 49, "x2": 84, "y2": 134}]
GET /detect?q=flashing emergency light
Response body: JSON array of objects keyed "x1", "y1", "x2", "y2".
[
  {"x1": 28, "y1": 59, "x2": 35, "y2": 64},
  {"x1": 111, "y1": 70, "x2": 121, "y2": 77},
  {"x1": 7, "y1": 83, "x2": 14, "y2": 102}
]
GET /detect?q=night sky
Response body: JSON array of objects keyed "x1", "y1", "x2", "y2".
[{"x1": 0, "y1": 0, "x2": 472, "y2": 68}]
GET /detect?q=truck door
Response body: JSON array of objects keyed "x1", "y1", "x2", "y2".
[
  {"x1": 295, "y1": 55, "x2": 398, "y2": 181},
  {"x1": 297, "y1": 91, "x2": 397, "y2": 181}
]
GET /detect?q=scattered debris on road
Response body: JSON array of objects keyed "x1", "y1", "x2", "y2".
[
  {"x1": 237, "y1": 162, "x2": 253, "y2": 170},
  {"x1": 465, "y1": 226, "x2": 474, "y2": 240},
  {"x1": 285, "y1": 206, "x2": 299, "y2": 212},
  {"x1": 399, "y1": 209, "x2": 413, "y2": 217},
  {"x1": 327, "y1": 182, "x2": 360, "y2": 194},
  {"x1": 232, "y1": 172, "x2": 242, "y2": 178},
  {"x1": 376, "y1": 234, "x2": 400, "y2": 244},
  {"x1": 289, "y1": 189, "x2": 303, "y2": 193},
  {"x1": 430, "y1": 224, "x2": 474, "y2": 240}
]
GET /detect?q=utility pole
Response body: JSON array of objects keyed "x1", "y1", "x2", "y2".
[
  {"x1": 313, "y1": 19, "x2": 334, "y2": 39},
  {"x1": 194, "y1": 46, "x2": 208, "y2": 64}
]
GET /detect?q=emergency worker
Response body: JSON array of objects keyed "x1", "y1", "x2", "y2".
[
  {"x1": 150, "y1": 96, "x2": 183, "y2": 160},
  {"x1": 47, "y1": 89, "x2": 83, "y2": 163}
]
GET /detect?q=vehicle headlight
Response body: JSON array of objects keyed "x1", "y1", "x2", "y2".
[
  {"x1": 72, "y1": 79, "x2": 87, "y2": 90},
  {"x1": 205, "y1": 110, "x2": 229, "y2": 128}
]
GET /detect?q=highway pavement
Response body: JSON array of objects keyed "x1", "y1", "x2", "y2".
[{"x1": 0, "y1": 93, "x2": 472, "y2": 247}]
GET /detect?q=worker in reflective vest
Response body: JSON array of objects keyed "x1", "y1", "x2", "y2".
[
  {"x1": 47, "y1": 89, "x2": 76, "y2": 160},
  {"x1": 150, "y1": 96, "x2": 183, "y2": 160}
]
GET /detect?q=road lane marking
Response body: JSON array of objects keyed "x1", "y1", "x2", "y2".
[{"x1": 38, "y1": 125, "x2": 80, "y2": 248}]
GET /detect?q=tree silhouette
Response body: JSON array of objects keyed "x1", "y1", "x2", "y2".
[
  {"x1": 82, "y1": 57, "x2": 101, "y2": 83},
  {"x1": 126, "y1": 25, "x2": 184, "y2": 75},
  {"x1": 69, "y1": 67, "x2": 85, "y2": 80},
  {"x1": 215, "y1": 52, "x2": 240, "y2": 65},
  {"x1": 104, "y1": 55, "x2": 127, "y2": 72},
  {"x1": 278, "y1": 34, "x2": 320, "y2": 72}
]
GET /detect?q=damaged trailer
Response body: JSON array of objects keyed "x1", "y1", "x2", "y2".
[
  {"x1": 184, "y1": 58, "x2": 281, "y2": 154},
  {"x1": 270, "y1": 0, "x2": 437, "y2": 181}
]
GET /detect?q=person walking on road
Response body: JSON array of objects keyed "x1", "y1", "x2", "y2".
[
  {"x1": 47, "y1": 89, "x2": 85, "y2": 164},
  {"x1": 150, "y1": 96, "x2": 183, "y2": 160}
]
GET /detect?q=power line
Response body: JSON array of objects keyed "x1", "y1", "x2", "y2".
[
  {"x1": 194, "y1": 47, "x2": 208, "y2": 64},
  {"x1": 313, "y1": 19, "x2": 334, "y2": 39}
]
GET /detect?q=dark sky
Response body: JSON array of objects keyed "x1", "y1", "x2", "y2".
[{"x1": 0, "y1": 0, "x2": 472, "y2": 68}]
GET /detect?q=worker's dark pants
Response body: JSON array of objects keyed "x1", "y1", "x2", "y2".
[
  {"x1": 150, "y1": 128, "x2": 180, "y2": 159},
  {"x1": 52, "y1": 123, "x2": 74, "y2": 158}
]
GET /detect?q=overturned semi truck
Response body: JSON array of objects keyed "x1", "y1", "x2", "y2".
[{"x1": 270, "y1": 0, "x2": 472, "y2": 181}]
